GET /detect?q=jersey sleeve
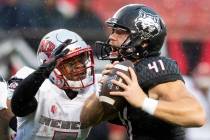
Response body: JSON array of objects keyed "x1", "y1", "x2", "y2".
[
  {"x1": 134, "y1": 56, "x2": 184, "y2": 91},
  {"x1": 0, "y1": 75, "x2": 8, "y2": 110}
]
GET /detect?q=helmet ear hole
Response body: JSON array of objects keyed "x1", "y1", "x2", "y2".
[
  {"x1": 141, "y1": 40, "x2": 149, "y2": 48},
  {"x1": 129, "y1": 35, "x2": 144, "y2": 48}
]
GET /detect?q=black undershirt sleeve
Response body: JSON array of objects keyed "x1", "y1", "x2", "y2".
[
  {"x1": 11, "y1": 65, "x2": 53, "y2": 117},
  {"x1": 11, "y1": 40, "x2": 69, "y2": 117}
]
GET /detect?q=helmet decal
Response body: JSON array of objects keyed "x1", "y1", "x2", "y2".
[
  {"x1": 37, "y1": 40, "x2": 56, "y2": 64},
  {"x1": 38, "y1": 39, "x2": 56, "y2": 57},
  {"x1": 134, "y1": 9, "x2": 161, "y2": 39}
]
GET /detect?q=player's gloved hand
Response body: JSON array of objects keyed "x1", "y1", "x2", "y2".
[
  {"x1": 38, "y1": 39, "x2": 71, "y2": 78},
  {"x1": 99, "y1": 61, "x2": 119, "y2": 84}
]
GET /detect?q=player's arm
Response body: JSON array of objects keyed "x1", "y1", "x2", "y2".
[
  {"x1": 81, "y1": 61, "x2": 135, "y2": 128},
  {"x1": 110, "y1": 67, "x2": 206, "y2": 127},
  {"x1": 80, "y1": 93, "x2": 104, "y2": 128},
  {"x1": 11, "y1": 41, "x2": 69, "y2": 117},
  {"x1": 148, "y1": 80, "x2": 205, "y2": 127},
  {"x1": 80, "y1": 93, "x2": 117, "y2": 128},
  {"x1": 11, "y1": 69, "x2": 46, "y2": 117},
  {"x1": 11, "y1": 57, "x2": 61, "y2": 117},
  {"x1": 0, "y1": 107, "x2": 17, "y2": 132},
  {"x1": 81, "y1": 64, "x2": 120, "y2": 128},
  {"x1": 0, "y1": 108, "x2": 13, "y2": 121},
  {"x1": 7, "y1": 98, "x2": 17, "y2": 132}
]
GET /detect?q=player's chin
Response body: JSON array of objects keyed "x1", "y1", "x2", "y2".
[{"x1": 111, "y1": 45, "x2": 120, "y2": 51}]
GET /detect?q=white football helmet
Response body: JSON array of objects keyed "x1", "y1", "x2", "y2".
[{"x1": 37, "y1": 29, "x2": 95, "y2": 90}]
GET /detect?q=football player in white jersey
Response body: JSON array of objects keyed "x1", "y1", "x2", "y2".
[
  {"x1": 0, "y1": 74, "x2": 9, "y2": 119},
  {"x1": 0, "y1": 74, "x2": 17, "y2": 136},
  {"x1": 9, "y1": 29, "x2": 101, "y2": 140}
]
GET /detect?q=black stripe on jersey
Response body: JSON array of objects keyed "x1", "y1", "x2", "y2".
[{"x1": 119, "y1": 107, "x2": 134, "y2": 140}]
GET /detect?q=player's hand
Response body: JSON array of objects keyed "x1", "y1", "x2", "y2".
[
  {"x1": 99, "y1": 61, "x2": 119, "y2": 84},
  {"x1": 39, "y1": 39, "x2": 71, "y2": 77},
  {"x1": 110, "y1": 67, "x2": 147, "y2": 108}
]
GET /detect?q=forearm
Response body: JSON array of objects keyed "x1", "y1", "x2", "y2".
[
  {"x1": 81, "y1": 94, "x2": 105, "y2": 128},
  {"x1": 0, "y1": 108, "x2": 14, "y2": 122},
  {"x1": 11, "y1": 67, "x2": 48, "y2": 117},
  {"x1": 153, "y1": 96, "x2": 206, "y2": 127},
  {"x1": 0, "y1": 108, "x2": 17, "y2": 131},
  {"x1": 142, "y1": 81, "x2": 206, "y2": 127},
  {"x1": 80, "y1": 94, "x2": 117, "y2": 128}
]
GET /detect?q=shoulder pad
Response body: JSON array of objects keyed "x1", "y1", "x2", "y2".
[
  {"x1": 8, "y1": 66, "x2": 35, "y2": 91},
  {"x1": 135, "y1": 56, "x2": 184, "y2": 91}
]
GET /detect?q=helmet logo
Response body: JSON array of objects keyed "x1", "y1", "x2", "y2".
[
  {"x1": 38, "y1": 39, "x2": 56, "y2": 58},
  {"x1": 134, "y1": 9, "x2": 161, "y2": 39},
  {"x1": 38, "y1": 39, "x2": 56, "y2": 64}
]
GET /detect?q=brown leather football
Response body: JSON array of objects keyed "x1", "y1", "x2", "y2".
[{"x1": 99, "y1": 60, "x2": 134, "y2": 112}]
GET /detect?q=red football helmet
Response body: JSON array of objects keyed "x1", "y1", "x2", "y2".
[{"x1": 37, "y1": 29, "x2": 95, "y2": 90}]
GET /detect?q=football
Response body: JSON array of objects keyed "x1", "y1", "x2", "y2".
[{"x1": 99, "y1": 60, "x2": 134, "y2": 112}]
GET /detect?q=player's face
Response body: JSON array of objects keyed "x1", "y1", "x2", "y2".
[
  {"x1": 108, "y1": 27, "x2": 129, "y2": 49},
  {"x1": 58, "y1": 53, "x2": 87, "y2": 81}
]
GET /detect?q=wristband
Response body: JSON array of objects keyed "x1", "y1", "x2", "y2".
[{"x1": 142, "y1": 97, "x2": 158, "y2": 115}]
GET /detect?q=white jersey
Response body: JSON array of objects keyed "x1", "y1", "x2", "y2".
[
  {"x1": 10, "y1": 66, "x2": 101, "y2": 140},
  {"x1": 0, "y1": 74, "x2": 8, "y2": 110}
]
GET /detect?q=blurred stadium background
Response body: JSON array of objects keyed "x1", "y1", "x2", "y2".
[{"x1": 0, "y1": 0, "x2": 210, "y2": 140}]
